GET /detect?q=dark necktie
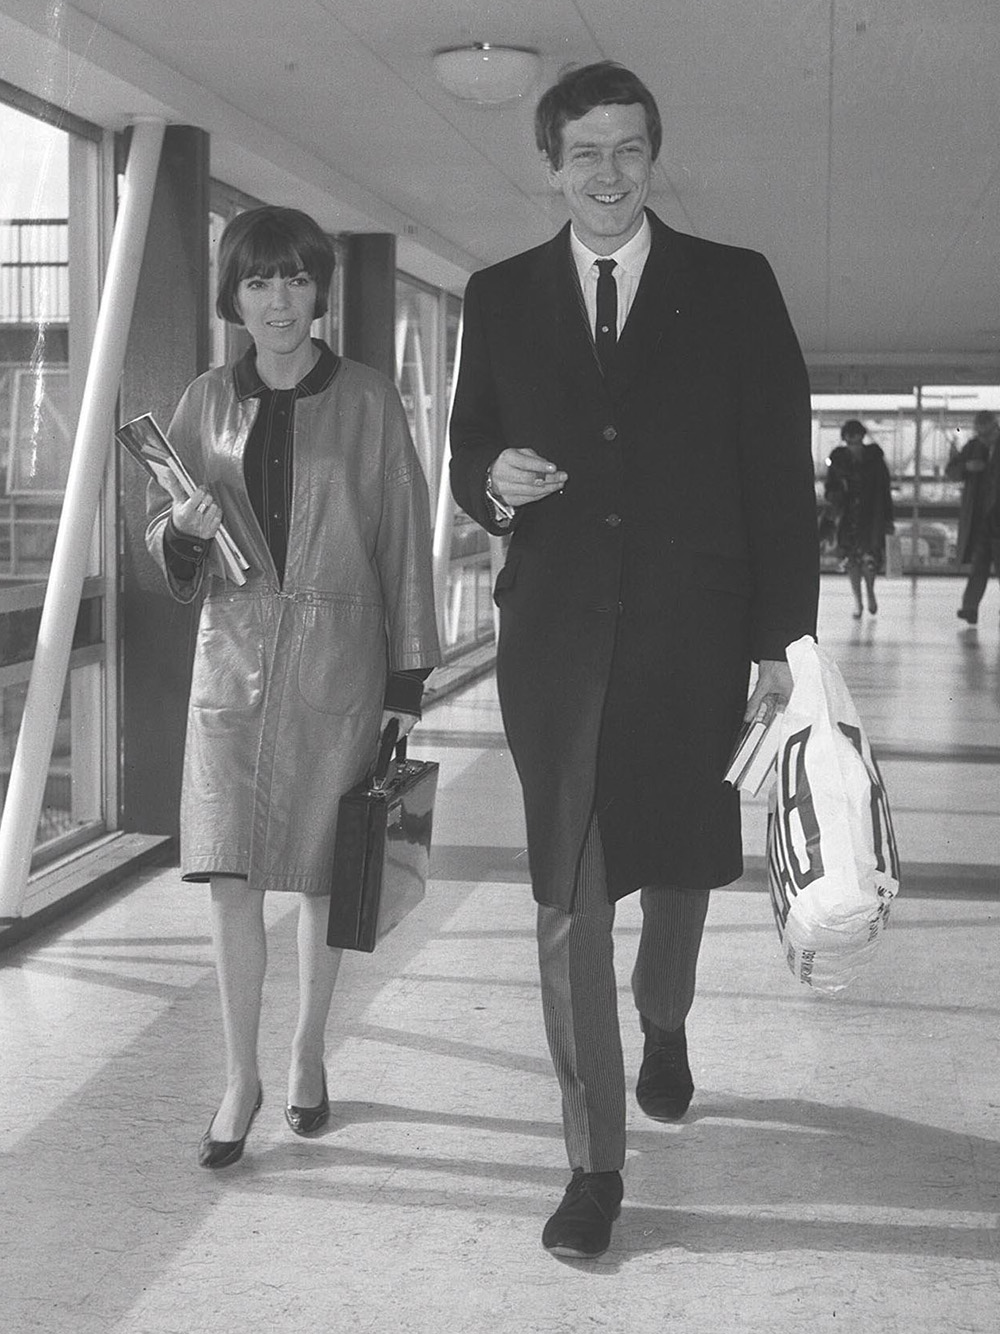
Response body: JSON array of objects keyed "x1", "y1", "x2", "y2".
[{"x1": 594, "y1": 258, "x2": 617, "y2": 377}]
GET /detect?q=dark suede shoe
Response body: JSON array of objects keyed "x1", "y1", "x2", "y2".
[
  {"x1": 957, "y1": 608, "x2": 978, "y2": 625},
  {"x1": 541, "y1": 1169, "x2": 623, "y2": 1258},
  {"x1": 636, "y1": 1017, "x2": 694, "y2": 1121}
]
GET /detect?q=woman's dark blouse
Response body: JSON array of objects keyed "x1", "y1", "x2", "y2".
[{"x1": 163, "y1": 340, "x2": 429, "y2": 715}]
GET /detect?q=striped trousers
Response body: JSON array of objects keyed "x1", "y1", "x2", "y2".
[{"x1": 537, "y1": 818, "x2": 710, "y2": 1172}]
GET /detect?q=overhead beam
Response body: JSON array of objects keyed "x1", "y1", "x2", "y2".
[{"x1": 807, "y1": 353, "x2": 1000, "y2": 394}]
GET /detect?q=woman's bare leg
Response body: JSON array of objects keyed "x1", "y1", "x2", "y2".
[
  {"x1": 846, "y1": 559, "x2": 863, "y2": 616},
  {"x1": 287, "y1": 893, "x2": 343, "y2": 1107},
  {"x1": 207, "y1": 874, "x2": 266, "y2": 1140}
]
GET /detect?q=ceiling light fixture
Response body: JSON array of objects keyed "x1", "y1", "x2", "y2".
[{"x1": 432, "y1": 43, "x2": 541, "y2": 105}]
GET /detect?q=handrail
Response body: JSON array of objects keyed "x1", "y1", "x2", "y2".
[
  {"x1": 0, "y1": 118, "x2": 165, "y2": 920},
  {"x1": 0, "y1": 574, "x2": 106, "y2": 615}
]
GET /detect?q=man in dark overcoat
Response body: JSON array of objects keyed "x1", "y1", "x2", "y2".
[
  {"x1": 946, "y1": 409, "x2": 1000, "y2": 625},
  {"x1": 450, "y1": 61, "x2": 819, "y2": 1259}
]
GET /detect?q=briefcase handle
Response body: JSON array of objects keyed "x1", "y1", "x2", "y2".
[{"x1": 372, "y1": 718, "x2": 408, "y2": 790}]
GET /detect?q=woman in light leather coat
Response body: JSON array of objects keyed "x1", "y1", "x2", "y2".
[{"x1": 146, "y1": 206, "x2": 440, "y2": 1167}]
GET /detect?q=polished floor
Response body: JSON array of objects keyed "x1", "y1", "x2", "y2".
[{"x1": 2, "y1": 575, "x2": 998, "y2": 1333}]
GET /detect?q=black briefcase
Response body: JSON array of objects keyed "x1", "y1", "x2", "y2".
[{"x1": 327, "y1": 721, "x2": 439, "y2": 952}]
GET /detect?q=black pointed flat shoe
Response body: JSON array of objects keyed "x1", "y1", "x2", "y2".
[
  {"x1": 284, "y1": 1071, "x2": 329, "y2": 1136},
  {"x1": 198, "y1": 1083, "x2": 263, "y2": 1169}
]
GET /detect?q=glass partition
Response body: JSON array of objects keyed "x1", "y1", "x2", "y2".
[
  {"x1": 0, "y1": 95, "x2": 107, "y2": 865},
  {"x1": 813, "y1": 388, "x2": 1000, "y2": 574},
  {"x1": 396, "y1": 276, "x2": 493, "y2": 659},
  {"x1": 1, "y1": 138, "x2": 72, "y2": 578}
]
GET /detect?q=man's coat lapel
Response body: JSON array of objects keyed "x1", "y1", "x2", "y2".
[{"x1": 530, "y1": 213, "x2": 691, "y2": 406}]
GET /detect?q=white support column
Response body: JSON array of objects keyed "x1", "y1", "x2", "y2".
[
  {"x1": 432, "y1": 306, "x2": 463, "y2": 648},
  {"x1": 432, "y1": 426, "x2": 456, "y2": 649},
  {"x1": 911, "y1": 383, "x2": 924, "y2": 581},
  {"x1": 394, "y1": 308, "x2": 408, "y2": 382},
  {"x1": 0, "y1": 118, "x2": 165, "y2": 919},
  {"x1": 410, "y1": 323, "x2": 436, "y2": 490},
  {"x1": 489, "y1": 533, "x2": 506, "y2": 641}
]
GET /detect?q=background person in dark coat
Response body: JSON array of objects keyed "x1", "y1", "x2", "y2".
[
  {"x1": 946, "y1": 409, "x2": 1000, "y2": 625},
  {"x1": 824, "y1": 418, "x2": 895, "y2": 617},
  {"x1": 451, "y1": 62, "x2": 819, "y2": 1259}
]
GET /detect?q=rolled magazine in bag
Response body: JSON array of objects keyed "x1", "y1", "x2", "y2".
[
  {"x1": 116, "y1": 413, "x2": 249, "y2": 586},
  {"x1": 724, "y1": 693, "x2": 782, "y2": 795}
]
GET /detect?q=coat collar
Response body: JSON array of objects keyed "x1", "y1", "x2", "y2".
[{"x1": 233, "y1": 338, "x2": 340, "y2": 401}]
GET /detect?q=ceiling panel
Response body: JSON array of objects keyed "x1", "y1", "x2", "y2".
[{"x1": 1, "y1": 0, "x2": 997, "y2": 377}]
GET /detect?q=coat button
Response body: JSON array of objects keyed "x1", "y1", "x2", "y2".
[
  {"x1": 605, "y1": 513, "x2": 622, "y2": 527},
  {"x1": 602, "y1": 425, "x2": 618, "y2": 441}
]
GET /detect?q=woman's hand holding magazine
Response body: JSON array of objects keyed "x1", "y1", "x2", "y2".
[
  {"x1": 116, "y1": 413, "x2": 249, "y2": 584},
  {"x1": 162, "y1": 475, "x2": 223, "y2": 543}
]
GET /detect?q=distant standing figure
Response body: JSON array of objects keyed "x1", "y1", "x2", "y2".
[
  {"x1": 824, "y1": 419, "x2": 895, "y2": 617},
  {"x1": 946, "y1": 409, "x2": 1000, "y2": 626}
]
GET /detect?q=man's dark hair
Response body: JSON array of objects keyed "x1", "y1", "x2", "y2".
[
  {"x1": 973, "y1": 409, "x2": 997, "y2": 431},
  {"x1": 534, "y1": 61, "x2": 662, "y2": 170},
  {"x1": 840, "y1": 419, "x2": 866, "y2": 441},
  {"x1": 216, "y1": 206, "x2": 336, "y2": 325}
]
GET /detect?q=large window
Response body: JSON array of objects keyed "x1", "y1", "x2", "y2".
[
  {"x1": 0, "y1": 95, "x2": 108, "y2": 866},
  {"x1": 396, "y1": 274, "x2": 493, "y2": 659}
]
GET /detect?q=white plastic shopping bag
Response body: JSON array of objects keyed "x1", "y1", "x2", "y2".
[{"x1": 766, "y1": 636, "x2": 900, "y2": 993}]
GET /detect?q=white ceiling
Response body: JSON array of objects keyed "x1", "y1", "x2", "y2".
[{"x1": 1, "y1": 0, "x2": 998, "y2": 388}]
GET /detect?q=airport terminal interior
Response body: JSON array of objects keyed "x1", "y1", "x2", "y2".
[
  {"x1": 0, "y1": 2, "x2": 998, "y2": 1331},
  {"x1": 2, "y1": 576, "x2": 998, "y2": 1333}
]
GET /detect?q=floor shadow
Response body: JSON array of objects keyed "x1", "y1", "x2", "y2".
[
  {"x1": 4, "y1": 874, "x2": 998, "y2": 1324},
  {"x1": 176, "y1": 1091, "x2": 1000, "y2": 1269}
]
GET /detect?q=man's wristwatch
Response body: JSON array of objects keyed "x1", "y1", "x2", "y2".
[{"x1": 485, "y1": 464, "x2": 515, "y2": 525}]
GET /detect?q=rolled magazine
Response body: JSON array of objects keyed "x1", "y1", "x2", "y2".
[{"x1": 116, "y1": 413, "x2": 249, "y2": 586}]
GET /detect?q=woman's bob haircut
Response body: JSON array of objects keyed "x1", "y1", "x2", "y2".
[
  {"x1": 534, "y1": 61, "x2": 662, "y2": 170},
  {"x1": 216, "y1": 206, "x2": 337, "y2": 325}
]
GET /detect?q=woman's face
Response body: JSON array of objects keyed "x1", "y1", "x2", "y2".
[{"x1": 235, "y1": 269, "x2": 317, "y2": 358}]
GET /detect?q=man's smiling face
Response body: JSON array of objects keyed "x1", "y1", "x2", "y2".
[{"x1": 546, "y1": 102, "x2": 653, "y2": 255}]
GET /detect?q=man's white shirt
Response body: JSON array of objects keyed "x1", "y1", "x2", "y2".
[{"x1": 570, "y1": 215, "x2": 652, "y2": 339}]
